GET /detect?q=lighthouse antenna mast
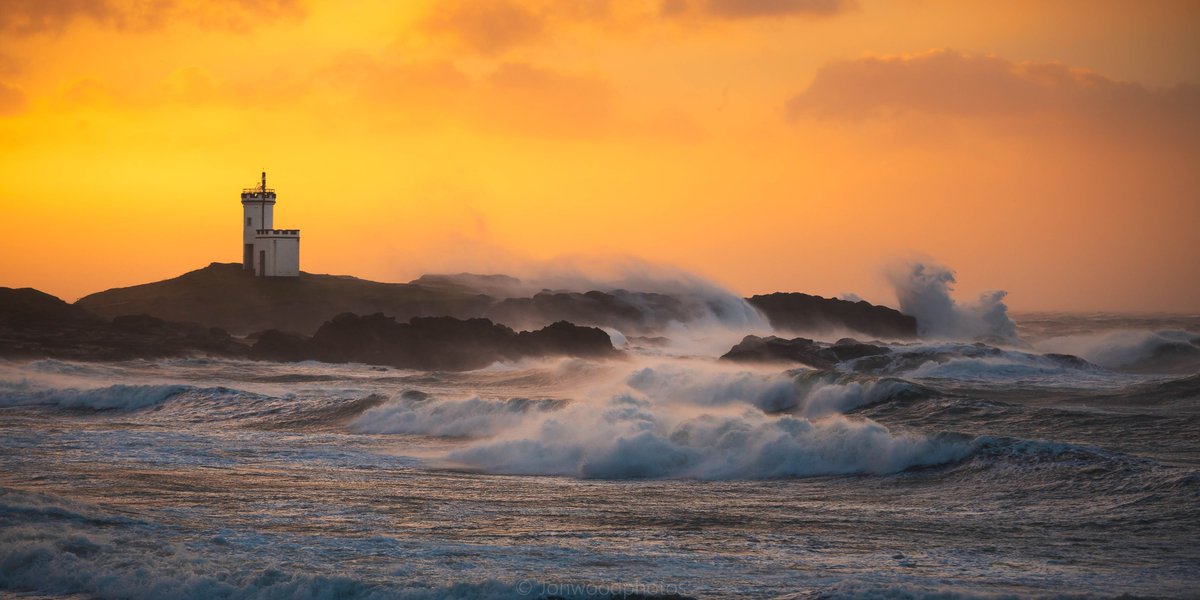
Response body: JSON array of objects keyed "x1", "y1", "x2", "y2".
[{"x1": 260, "y1": 170, "x2": 266, "y2": 231}]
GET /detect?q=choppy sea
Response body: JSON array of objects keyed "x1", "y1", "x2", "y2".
[{"x1": 1, "y1": 314, "x2": 1198, "y2": 599}]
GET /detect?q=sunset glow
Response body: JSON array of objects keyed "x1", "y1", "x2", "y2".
[{"x1": 1, "y1": 0, "x2": 1198, "y2": 310}]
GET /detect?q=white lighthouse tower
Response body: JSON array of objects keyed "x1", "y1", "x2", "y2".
[{"x1": 241, "y1": 171, "x2": 300, "y2": 277}]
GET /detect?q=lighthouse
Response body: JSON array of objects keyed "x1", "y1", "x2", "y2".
[{"x1": 241, "y1": 172, "x2": 300, "y2": 277}]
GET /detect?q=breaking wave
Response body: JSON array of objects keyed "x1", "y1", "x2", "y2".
[
  {"x1": 445, "y1": 408, "x2": 973, "y2": 479},
  {"x1": 625, "y1": 364, "x2": 930, "y2": 416},
  {"x1": 0, "y1": 382, "x2": 191, "y2": 410},
  {"x1": 0, "y1": 378, "x2": 392, "y2": 430},
  {"x1": 840, "y1": 342, "x2": 1116, "y2": 386},
  {"x1": 903, "y1": 355, "x2": 1079, "y2": 380},
  {"x1": 1035, "y1": 329, "x2": 1200, "y2": 372},
  {"x1": 426, "y1": 364, "x2": 966, "y2": 479}
]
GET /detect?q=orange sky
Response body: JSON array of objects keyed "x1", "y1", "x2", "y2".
[{"x1": 1, "y1": 0, "x2": 1197, "y2": 311}]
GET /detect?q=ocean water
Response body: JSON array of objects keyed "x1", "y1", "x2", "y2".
[{"x1": 1, "y1": 314, "x2": 1198, "y2": 599}]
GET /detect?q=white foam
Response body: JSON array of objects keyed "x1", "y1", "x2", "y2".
[
  {"x1": 446, "y1": 406, "x2": 970, "y2": 479},
  {"x1": 626, "y1": 364, "x2": 919, "y2": 416},
  {"x1": 433, "y1": 363, "x2": 969, "y2": 479}
]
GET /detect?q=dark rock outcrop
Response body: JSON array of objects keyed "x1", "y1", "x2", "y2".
[
  {"x1": 252, "y1": 314, "x2": 618, "y2": 371},
  {"x1": 830, "y1": 337, "x2": 893, "y2": 362},
  {"x1": 721, "y1": 335, "x2": 892, "y2": 369},
  {"x1": 76, "y1": 263, "x2": 494, "y2": 336},
  {"x1": 722, "y1": 335, "x2": 1111, "y2": 380},
  {"x1": 411, "y1": 273, "x2": 526, "y2": 298},
  {"x1": 73, "y1": 264, "x2": 925, "y2": 342},
  {"x1": 485, "y1": 290, "x2": 704, "y2": 334},
  {"x1": 721, "y1": 335, "x2": 839, "y2": 369},
  {"x1": 747, "y1": 293, "x2": 917, "y2": 340},
  {"x1": 4, "y1": 287, "x2": 618, "y2": 370},
  {"x1": 0, "y1": 287, "x2": 94, "y2": 324},
  {"x1": 516, "y1": 319, "x2": 617, "y2": 358},
  {"x1": 248, "y1": 329, "x2": 312, "y2": 362},
  {"x1": 0, "y1": 287, "x2": 246, "y2": 361}
]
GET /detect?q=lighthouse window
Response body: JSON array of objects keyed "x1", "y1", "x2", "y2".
[{"x1": 246, "y1": 217, "x2": 251, "y2": 225}]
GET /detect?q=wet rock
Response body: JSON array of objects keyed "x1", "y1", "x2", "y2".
[
  {"x1": 253, "y1": 313, "x2": 619, "y2": 371},
  {"x1": 830, "y1": 338, "x2": 892, "y2": 362},
  {"x1": 747, "y1": 293, "x2": 917, "y2": 340},
  {"x1": 0, "y1": 287, "x2": 247, "y2": 360},
  {"x1": 720, "y1": 335, "x2": 839, "y2": 369}
]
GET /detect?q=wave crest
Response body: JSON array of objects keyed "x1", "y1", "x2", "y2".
[
  {"x1": 433, "y1": 363, "x2": 967, "y2": 480},
  {"x1": 351, "y1": 395, "x2": 567, "y2": 437},
  {"x1": 446, "y1": 409, "x2": 972, "y2": 479},
  {"x1": 0, "y1": 382, "x2": 191, "y2": 410},
  {"x1": 1036, "y1": 329, "x2": 1200, "y2": 372}
]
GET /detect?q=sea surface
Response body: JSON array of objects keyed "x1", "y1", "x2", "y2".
[{"x1": 1, "y1": 314, "x2": 1198, "y2": 599}]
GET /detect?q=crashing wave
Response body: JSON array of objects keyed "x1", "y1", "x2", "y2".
[
  {"x1": 886, "y1": 260, "x2": 1019, "y2": 343},
  {"x1": 445, "y1": 409, "x2": 973, "y2": 479},
  {"x1": 418, "y1": 363, "x2": 969, "y2": 480},
  {"x1": 1035, "y1": 329, "x2": 1200, "y2": 372},
  {"x1": 841, "y1": 342, "x2": 1110, "y2": 385}
]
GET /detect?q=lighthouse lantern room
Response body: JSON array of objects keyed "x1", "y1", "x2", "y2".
[{"x1": 241, "y1": 172, "x2": 300, "y2": 277}]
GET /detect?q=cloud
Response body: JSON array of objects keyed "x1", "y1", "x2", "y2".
[
  {"x1": 662, "y1": 0, "x2": 855, "y2": 19},
  {"x1": 416, "y1": 0, "x2": 852, "y2": 54},
  {"x1": 0, "y1": 0, "x2": 108, "y2": 34},
  {"x1": 311, "y1": 53, "x2": 616, "y2": 137},
  {"x1": 420, "y1": 0, "x2": 545, "y2": 54},
  {"x1": 24, "y1": 43, "x2": 619, "y2": 138},
  {"x1": 0, "y1": 81, "x2": 26, "y2": 116},
  {"x1": 308, "y1": 54, "x2": 472, "y2": 131},
  {"x1": 478, "y1": 61, "x2": 616, "y2": 135},
  {"x1": 0, "y1": 0, "x2": 306, "y2": 35},
  {"x1": 58, "y1": 78, "x2": 125, "y2": 108},
  {"x1": 787, "y1": 49, "x2": 1200, "y2": 134},
  {"x1": 320, "y1": 55, "x2": 471, "y2": 103},
  {"x1": 0, "y1": 55, "x2": 21, "y2": 77},
  {"x1": 486, "y1": 61, "x2": 606, "y2": 95}
]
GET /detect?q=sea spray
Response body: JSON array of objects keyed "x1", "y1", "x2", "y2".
[
  {"x1": 1035, "y1": 329, "x2": 1200, "y2": 371},
  {"x1": 444, "y1": 405, "x2": 972, "y2": 479},
  {"x1": 886, "y1": 260, "x2": 1018, "y2": 343},
  {"x1": 351, "y1": 395, "x2": 567, "y2": 437},
  {"x1": 434, "y1": 362, "x2": 968, "y2": 479}
]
